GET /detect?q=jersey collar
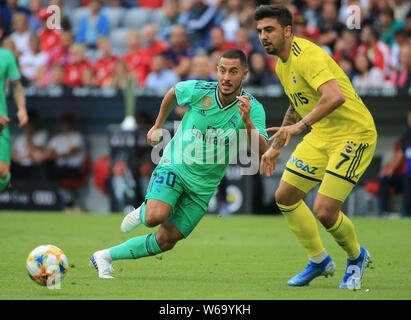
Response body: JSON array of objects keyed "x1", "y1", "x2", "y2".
[{"x1": 215, "y1": 86, "x2": 245, "y2": 111}]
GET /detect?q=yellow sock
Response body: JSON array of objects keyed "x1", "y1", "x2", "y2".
[
  {"x1": 327, "y1": 211, "x2": 360, "y2": 260},
  {"x1": 277, "y1": 200, "x2": 325, "y2": 258}
]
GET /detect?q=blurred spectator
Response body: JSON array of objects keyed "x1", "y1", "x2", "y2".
[
  {"x1": 234, "y1": 27, "x2": 253, "y2": 56},
  {"x1": 237, "y1": 0, "x2": 262, "y2": 52},
  {"x1": 163, "y1": 24, "x2": 193, "y2": 79},
  {"x1": 293, "y1": 14, "x2": 320, "y2": 43},
  {"x1": 220, "y1": 0, "x2": 242, "y2": 43},
  {"x1": 123, "y1": 29, "x2": 146, "y2": 87},
  {"x1": 10, "y1": 12, "x2": 31, "y2": 57},
  {"x1": 27, "y1": 0, "x2": 43, "y2": 33},
  {"x1": 390, "y1": 44, "x2": 411, "y2": 89},
  {"x1": 352, "y1": 52, "x2": 385, "y2": 89},
  {"x1": 389, "y1": 0, "x2": 411, "y2": 22},
  {"x1": 102, "y1": 59, "x2": 129, "y2": 89},
  {"x1": 1, "y1": 35, "x2": 19, "y2": 59},
  {"x1": 302, "y1": 0, "x2": 322, "y2": 29},
  {"x1": 38, "y1": 8, "x2": 61, "y2": 54},
  {"x1": 45, "y1": 64, "x2": 65, "y2": 87},
  {"x1": 333, "y1": 29, "x2": 359, "y2": 64},
  {"x1": 0, "y1": 0, "x2": 30, "y2": 37},
  {"x1": 179, "y1": 0, "x2": 221, "y2": 50},
  {"x1": 145, "y1": 53, "x2": 180, "y2": 90},
  {"x1": 378, "y1": 109, "x2": 411, "y2": 218},
  {"x1": 272, "y1": 0, "x2": 298, "y2": 17},
  {"x1": 5, "y1": 0, "x2": 30, "y2": 15},
  {"x1": 43, "y1": 113, "x2": 87, "y2": 209},
  {"x1": 338, "y1": 55, "x2": 356, "y2": 81},
  {"x1": 378, "y1": 5, "x2": 405, "y2": 48},
  {"x1": 390, "y1": 29, "x2": 411, "y2": 72},
  {"x1": 208, "y1": 47, "x2": 220, "y2": 79},
  {"x1": 186, "y1": 53, "x2": 215, "y2": 81},
  {"x1": 246, "y1": 51, "x2": 279, "y2": 86},
  {"x1": 207, "y1": 26, "x2": 236, "y2": 54},
  {"x1": 317, "y1": 2, "x2": 345, "y2": 50},
  {"x1": 158, "y1": 0, "x2": 181, "y2": 41},
  {"x1": 75, "y1": 0, "x2": 109, "y2": 48},
  {"x1": 63, "y1": 44, "x2": 93, "y2": 87},
  {"x1": 44, "y1": 113, "x2": 86, "y2": 180},
  {"x1": 93, "y1": 36, "x2": 118, "y2": 87},
  {"x1": 11, "y1": 110, "x2": 49, "y2": 180},
  {"x1": 359, "y1": 24, "x2": 391, "y2": 77},
  {"x1": 378, "y1": 138, "x2": 406, "y2": 217},
  {"x1": 49, "y1": 30, "x2": 74, "y2": 68},
  {"x1": 19, "y1": 34, "x2": 48, "y2": 86},
  {"x1": 81, "y1": 66, "x2": 96, "y2": 87},
  {"x1": 138, "y1": 23, "x2": 169, "y2": 86}
]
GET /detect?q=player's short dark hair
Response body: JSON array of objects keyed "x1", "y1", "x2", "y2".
[
  {"x1": 218, "y1": 48, "x2": 248, "y2": 69},
  {"x1": 254, "y1": 5, "x2": 293, "y2": 31}
]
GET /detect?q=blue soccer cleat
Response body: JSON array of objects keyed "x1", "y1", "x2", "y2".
[
  {"x1": 339, "y1": 246, "x2": 371, "y2": 290},
  {"x1": 287, "y1": 255, "x2": 336, "y2": 286}
]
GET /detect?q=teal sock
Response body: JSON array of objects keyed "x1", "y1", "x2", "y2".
[
  {"x1": 108, "y1": 232, "x2": 162, "y2": 261},
  {"x1": 0, "y1": 173, "x2": 11, "y2": 193}
]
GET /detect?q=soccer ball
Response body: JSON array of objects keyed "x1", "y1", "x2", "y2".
[{"x1": 26, "y1": 245, "x2": 69, "y2": 287}]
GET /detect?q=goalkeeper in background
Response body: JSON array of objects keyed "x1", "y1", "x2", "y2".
[{"x1": 256, "y1": 5, "x2": 377, "y2": 289}]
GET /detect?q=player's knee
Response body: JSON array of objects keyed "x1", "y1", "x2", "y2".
[
  {"x1": 145, "y1": 208, "x2": 167, "y2": 227},
  {"x1": 275, "y1": 189, "x2": 296, "y2": 207},
  {"x1": 313, "y1": 204, "x2": 338, "y2": 227},
  {"x1": 313, "y1": 206, "x2": 328, "y2": 222},
  {"x1": 145, "y1": 200, "x2": 171, "y2": 227}
]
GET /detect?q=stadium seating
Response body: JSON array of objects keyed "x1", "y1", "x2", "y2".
[
  {"x1": 123, "y1": 7, "x2": 153, "y2": 29},
  {"x1": 102, "y1": 7, "x2": 126, "y2": 31}
]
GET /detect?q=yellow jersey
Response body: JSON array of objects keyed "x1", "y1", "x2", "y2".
[{"x1": 275, "y1": 37, "x2": 377, "y2": 139}]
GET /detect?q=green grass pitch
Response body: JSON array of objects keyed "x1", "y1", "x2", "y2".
[{"x1": 1, "y1": 212, "x2": 410, "y2": 300}]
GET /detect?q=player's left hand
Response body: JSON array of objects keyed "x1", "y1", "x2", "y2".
[
  {"x1": 17, "y1": 108, "x2": 28, "y2": 128},
  {"x1": 237, "y1": 95, "x2": 251, "y2": 124}
]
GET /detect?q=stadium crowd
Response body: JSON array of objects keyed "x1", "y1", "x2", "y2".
[{"x1": 0, "y1": 0, "x2": 410, "y2": 90}]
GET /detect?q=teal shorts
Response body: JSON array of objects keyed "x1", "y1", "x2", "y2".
[
  {"x1": 0, "y1": 126, "x2": 11, "y2": 163},
  {"x1": 145, "y1": 165, "x2": 214, "y2": 238}
]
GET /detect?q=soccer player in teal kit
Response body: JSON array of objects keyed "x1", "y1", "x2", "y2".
[
  {"x1": 90, "y1": 49, "x2": 268, "y2": 278},
  {"x1": 0, "y1": 47, "x2": 28, "y2": 193}
]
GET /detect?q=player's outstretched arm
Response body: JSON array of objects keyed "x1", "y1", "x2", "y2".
[
  {"x1": 147, "y1": 86, "x2": 178, "y2": 147},
  {"x1": 260, "y1": 105, "x2": 301, "y2": 177},
  {"x1": 10, "y1": 79, "x2": 28, "y2": 128}
]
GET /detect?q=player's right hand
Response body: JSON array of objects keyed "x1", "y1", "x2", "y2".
[
  {"x1": 147, "y1": 125, "x2": 163, "y2": 147},
  {"x1": 0, "y1": 115, "x2": 10, "y2": 132},
  {"x1": 260, "y1": 147, "x2": 281, "y2": 177}
]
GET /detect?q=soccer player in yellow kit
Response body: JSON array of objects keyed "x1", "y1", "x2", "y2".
[{"x1": 255, "y1": 5, "x2": 376, "y2": 289}]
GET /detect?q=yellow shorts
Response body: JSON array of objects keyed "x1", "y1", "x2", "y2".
[{"x1": 281, "y1": 131, "x2": 377, "y2": 202}]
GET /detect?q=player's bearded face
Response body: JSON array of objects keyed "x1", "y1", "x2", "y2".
[{"x1": 257, "y1": 18, "x2": 287, "y2": 56}]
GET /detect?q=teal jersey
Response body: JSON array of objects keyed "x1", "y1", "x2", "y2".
[
  {"x1": 159, "y1": 80, "x2": 268, "y2": 195},
  {"x1": 0, "y1": 48, "x2": 21, "y2": 117}
]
